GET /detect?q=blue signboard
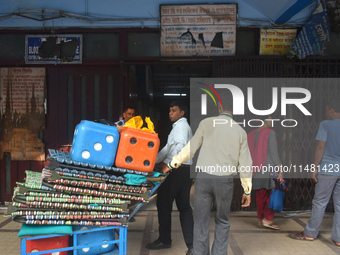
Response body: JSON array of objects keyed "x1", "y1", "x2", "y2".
[
  {"x1": 289, "y1": 0, "x2": 330, "y2": 59},
  {"x1": 25, "y1": 34, "x2": 82, "y2": 64}
]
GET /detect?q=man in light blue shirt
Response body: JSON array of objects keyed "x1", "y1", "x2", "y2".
[
  {"x1": 146, "y1": 101, "x2": 194, "y2": 255},
  {"x1": 290, "y1": 98, "x2": 340, "y2": 247}
]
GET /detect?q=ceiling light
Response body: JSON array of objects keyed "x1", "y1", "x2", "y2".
[{"x1": 164, "y1": 93, "x2": 187, "y2": 97}]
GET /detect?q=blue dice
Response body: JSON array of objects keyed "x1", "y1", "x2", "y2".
[{"x1": 71, "y1": 120, "x2": 120, "y2": 167}]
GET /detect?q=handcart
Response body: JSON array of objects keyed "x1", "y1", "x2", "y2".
[{"x1": 14, "y1": 150, "x2": 165, "y2": 255}]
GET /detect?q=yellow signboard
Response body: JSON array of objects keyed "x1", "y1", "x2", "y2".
[{"x1": 260, "y1": 29, "x2": 297, "y2": 55}]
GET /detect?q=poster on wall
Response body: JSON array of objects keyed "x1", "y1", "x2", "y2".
[
  {"x1": 289, "y1": 0, "x2": 330, "y2": 59},
  {"x1": 0, "y1": 67, "x2": 46, "y2": 161},
  {"x1": 25, "y1": 34, "x2": 82, "y2": 64},
  {"x1": 160, "y1": 4, "x2": 237, "y2": 56},
  {"x1": 259, "y1": 29, "x2": 297, "y2": 55}
]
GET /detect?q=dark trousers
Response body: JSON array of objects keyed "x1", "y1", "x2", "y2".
[{"x1": 156, "y1": 166, "x2": 193, "y2": 248}]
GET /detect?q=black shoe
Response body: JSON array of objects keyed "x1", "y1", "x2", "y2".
[
  {"x1": 186, "y1": 248, "x2": 193, "y2": 255},
  {"x1": 146, "y1": 239, "x2": 171, "y2": 250}
]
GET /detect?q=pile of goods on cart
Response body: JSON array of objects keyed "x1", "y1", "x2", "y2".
[{"x1": 6, "y1": 116, "x2": 165, "y2": 254}]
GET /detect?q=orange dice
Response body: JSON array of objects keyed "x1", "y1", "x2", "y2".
[{"x1": 115, "y1": 127, "x2": 160, "y2": 172}]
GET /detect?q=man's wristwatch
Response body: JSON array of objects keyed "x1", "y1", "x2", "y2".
[{"x1": 167, "y1": 162, "x2": 174, "y2": 169}]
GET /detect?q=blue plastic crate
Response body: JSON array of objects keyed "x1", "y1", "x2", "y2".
[
  {"x1": 73, "y1": 225, "x2": 117, "y2": 255},
  {"x1": 21, "y1": 226, "x2": 127, "y2": 255},
  {"x1": 71, "y1": 120, "x2": 120, "y2": 167}
]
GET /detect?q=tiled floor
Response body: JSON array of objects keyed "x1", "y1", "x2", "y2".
[{"x1": 1, "y1": 200, "x2": 339, "y2": 255}]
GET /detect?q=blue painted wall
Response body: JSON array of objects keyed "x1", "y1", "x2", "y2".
[{"x1": 0, "y1": 0, "x2": 319, "y2": 29}]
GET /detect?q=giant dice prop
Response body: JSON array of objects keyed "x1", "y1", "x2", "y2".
[
  {"x1": 115, "y1": 127, "x2": 160, "y2": 172},
  {"x1": 70, "y1": 120, "x2": 120, "y2": 167}
]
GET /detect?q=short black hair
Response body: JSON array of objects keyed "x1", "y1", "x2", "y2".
[
  {"x1": 170, "y1": 101, "x2": 187, "y2": 115},
  {"x1": 328, "y1": 98, "x2": 340, "y2": 113},
  {"x1": 124, "y1": 105, "x2": 136, "y2": 113}
]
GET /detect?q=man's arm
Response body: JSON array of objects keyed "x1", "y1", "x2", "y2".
[
  {"x1": 158, "y1": 121, "x2": 191, "y2": 173},
  {"x1": 168, "y1": 121, "x2": 192, "y2": 158},
  {"x1": 163, "y1": 121, "x2": 204, "y2": 174},
  {"x1": 312, "y1": 140, "x2": 326, "y2": 183},
  {"x1": 161, "y1": 142, "x2": 191, "y2": 174},
  {"x1": 156, "y1": 144, "x2": 169, "y2": 164},
  {"x1": 238, "y1": 132, "x2": 253, "y2": 207},
  {"x1": 241, "y1": 194, "x2": 251, "y2": 207}
]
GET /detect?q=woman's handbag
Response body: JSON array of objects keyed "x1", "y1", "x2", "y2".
[{"x1": 268, "y1": 189, "x2": 285, "y2": 212}]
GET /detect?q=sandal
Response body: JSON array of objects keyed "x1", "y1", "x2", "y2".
[
  {"x1": 333, "y1": 240, "x2": 340, "y2": 247},
  {"x1": 262, "y1": 221, "x2": 280, "y2": 230},
  {"x1": 289, "y1": 232, "x2": 314, "y2": 241}
]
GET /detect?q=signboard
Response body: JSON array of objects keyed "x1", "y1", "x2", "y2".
[
  {"x1": 0, "y1": 67, "x2": 46, "y2": 161},
  {"x1": 0, "y1": 68, "x2": 45, "y2": 114},
  {"x1": 160, "y1": 4, "x2": 237, "y2": 56},
  {"x1": 25, "y1": 34, "x2": 82, "y2": 64},
  {"x1": 260, "y1": 29, "x2": 297, "y2": 55},
  {"x1": 289, "y1": 0, "x2": 330, "y2": 59}
]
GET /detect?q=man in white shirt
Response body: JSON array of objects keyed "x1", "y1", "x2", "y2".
[{"x1": 146, "y1": 101, "x2": 194, "y2": 255}]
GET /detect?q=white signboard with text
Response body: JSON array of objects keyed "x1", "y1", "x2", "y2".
[{"x1": 160, "y1": 4, "x2": 237, "y2": 56}]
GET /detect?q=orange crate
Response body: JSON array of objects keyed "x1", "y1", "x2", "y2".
[
  {"x1": 115, "y1": 127, "x2": 160, "y2": 172},
  {"x1": 26, "y1": 235, "x2": 69, "y2": 255}
]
